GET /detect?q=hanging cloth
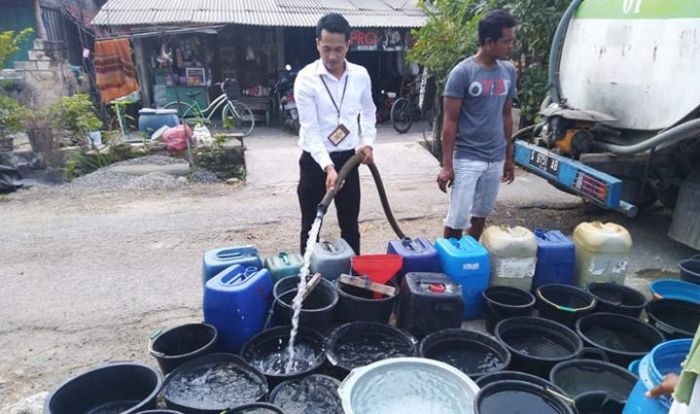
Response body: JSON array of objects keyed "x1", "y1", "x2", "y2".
[{"x1": 94, "y1": 38, "x2": 140, "y2": 103}]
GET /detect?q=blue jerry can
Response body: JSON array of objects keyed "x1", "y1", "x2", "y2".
[
  {"x1": 202, "y1": 245, "x2": 262, "y2": 287},
  {"x1": 434, "y1": 236, "x2": 490, "y2": 320},
  {"x1": 387, "y1": 237, "x2": 442, "y2": 281},
  {"x1": 203, "y1": 264, "x2": 273, "y2": 352},
  {"x1": 532, "y1": 229, "x2": 576, "y2": 292}
]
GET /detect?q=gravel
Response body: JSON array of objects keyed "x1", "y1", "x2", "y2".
[
  {"x1": 190, "y1": 168, "x2": 221, "y2": 183},
  {"x1": 127, "y1": 171, "x2": 185, "y2": 191},
  {"x1": 108, "y1": 155, "x2": 188, "y2": 167},
  {"x1": 9, "y1": 155, "x2": 201, "y2": 200}
]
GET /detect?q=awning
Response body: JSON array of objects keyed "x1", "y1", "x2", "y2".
[{"x1": 93, "y1": 0, "x2": 428, "y2": 28}]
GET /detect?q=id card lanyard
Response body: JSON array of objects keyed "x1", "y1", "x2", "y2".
[{"x1": 319, "y1": 74, "x2": 349, "y2": 125}]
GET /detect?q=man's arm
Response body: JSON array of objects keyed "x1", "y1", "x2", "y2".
[
  {"x1": 295, "y1": 73, "x2": 337, "y2": 190},
  {"x1": 437, "y1": 97, "x2": 462, "y2": 193},
  {"x1": 502, "y1": 97, "x2": 515, "y2": 184}
]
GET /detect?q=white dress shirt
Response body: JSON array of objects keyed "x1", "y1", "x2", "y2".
[{"x1": 294, "y1": 59, "x2": 377, "y2": 171}]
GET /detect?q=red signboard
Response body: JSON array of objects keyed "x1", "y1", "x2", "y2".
[{"x1": 349, "y1": 29, "x2": 411, "y2": 51}]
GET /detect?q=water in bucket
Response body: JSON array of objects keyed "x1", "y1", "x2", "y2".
[{"x1": 285, "y1": 217, "x2": 323, "y2": 372}]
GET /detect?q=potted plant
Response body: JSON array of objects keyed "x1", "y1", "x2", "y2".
[
  {"x1": 21, "y1": 105, "x2": 61, "y2": 167},
  {"x1": 0, "y1": 95, "x2": 22, "y2": 152},
  {"x1": 50, "y1": 93, "x2": 103, "y2": 146}
]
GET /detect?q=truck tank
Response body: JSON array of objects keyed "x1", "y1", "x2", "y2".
[
  {"x1": 558, "y1": 0, "x2": 700, "y2": 132},
  {"x1": 513, "y1": 0, "x2": 700, "y2": 249}
]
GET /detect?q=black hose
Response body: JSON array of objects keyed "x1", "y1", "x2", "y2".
[{"x1": 317, "y1": 152, "x2": 406, "y2": 239}]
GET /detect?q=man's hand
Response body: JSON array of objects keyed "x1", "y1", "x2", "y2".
[
  {"x1": 646, "y1": 374, "x2": 680, "y2": 399},
  {"x1": 502, "y1": 160, "x2": 515, "y2": 184},
  {"x1": 437, "y1": 166, "x2": 454, "y2": 193},
  {"x1": 325, "y1": 165, "x2": 338, "y2": 192},
  {"x1": 357, "y1": 146, "x2": 374, "y2": 165}
]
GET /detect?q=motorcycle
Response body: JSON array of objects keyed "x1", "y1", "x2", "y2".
[
  {"x1": 375, "y1": 90, "x2": 397, "y2": 124},
  {"x1": 276, "y1": 64, "x2": 300, "y2": 134}
]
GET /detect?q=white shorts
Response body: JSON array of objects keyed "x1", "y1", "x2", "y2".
[{"x1": 445, "y1": 158, "x2": 504, "y2": 230}]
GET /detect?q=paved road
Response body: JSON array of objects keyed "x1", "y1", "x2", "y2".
[{"x1": 0, "y1": 123, "x2": 695, "y2": 409}]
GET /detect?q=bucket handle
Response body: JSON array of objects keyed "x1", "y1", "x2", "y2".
[
  {"x1": 216, "y1": 249, "x2": 244, "y2": 260},
  {"x1": 545, "y1": 387, "x2": 577, "y2": 406},
  {"x1": 402, "y1": 237, "x2": 426, "y2": 252},
  {"x1": 536, "y1": 289, "x2": 597, "y2": 313},
  {"x1": 338, "y1": 365, "x2": 369, "y2": 396},
  {"x1": 278, "y1": 252, "x2": 290, "y2": 265},
  {"x1": 148, "y1": 329, "x2": 165, "y2": 357},
  {"x1": 322, "y1": 240, "x2": 338, "y2": 254},
  {"x1": 577, "y1": 347, "x2": 610, "y2": 363},
  {"x1": 221, "y1": 266, "x2": 258, "y2": 285}
]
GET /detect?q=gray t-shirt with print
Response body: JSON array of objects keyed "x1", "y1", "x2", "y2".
[{"x1": 443, "y1": 56, "x2": 517, "y2": 162}]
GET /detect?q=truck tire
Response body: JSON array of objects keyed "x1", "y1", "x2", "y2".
[{"x1": 620, "y1": 178, "x2": 657, "y2": 210}]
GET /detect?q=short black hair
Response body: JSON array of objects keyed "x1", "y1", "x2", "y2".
[
  {"x1": 316, "y1": 13, "x2": 351, "y2": 41},
  {"x1": 478, "y1": 9, "x2": 516, "y2": 46}
]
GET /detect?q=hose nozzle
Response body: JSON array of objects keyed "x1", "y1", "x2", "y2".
[{"x1": 316, "y1": 204, "x2": 327, "y2": 220}]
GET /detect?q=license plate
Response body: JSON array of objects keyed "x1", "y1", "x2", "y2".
[{"x1": 529, "y1": 150, "x2": 560, "y2": 176}]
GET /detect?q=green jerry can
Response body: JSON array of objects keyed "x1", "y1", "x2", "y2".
[{"x1": 264, "y1": 252, "x2": 304, "y2": 283}]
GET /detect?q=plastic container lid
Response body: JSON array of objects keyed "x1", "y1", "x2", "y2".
[
  {"x1": 573, "y1": 222, "x2": 632, "y2": 253},
  {"x1": 481, "y1": 225, "x2": 537, "y2": 255}
]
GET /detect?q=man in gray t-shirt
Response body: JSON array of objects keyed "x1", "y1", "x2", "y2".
[{"x1": 437, "y1": 9, "x2": 517, "y2": 240}]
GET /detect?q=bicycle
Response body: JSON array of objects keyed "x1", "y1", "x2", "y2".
[
  {"x1": 390, "y1": 75, "x2": 433, "y2": 134},
  {"x1": 164, "y1": 78, "x2": 255, "y2": 137},
  {"x1": 108, "y1": 92, "x2": 140, "y2": 141}
]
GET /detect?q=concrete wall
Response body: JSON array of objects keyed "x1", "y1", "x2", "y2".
[{"x1": 10, "y1": 40, "x2": 81, "y2": 107}]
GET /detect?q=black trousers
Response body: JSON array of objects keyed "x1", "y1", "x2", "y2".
[{"x1": 298, "y1": 150, "x2": 361, "y2": 255}]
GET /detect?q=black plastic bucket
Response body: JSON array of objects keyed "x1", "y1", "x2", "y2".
[
  {"x1": 240, "y1": 326, "x2": 326, "y2": 387},
  {"x1": 679, "y1": 255, "x2": 700, "y2": 285},
  {"x1": 475, "y1": 380, "x2": 576, "y2": 414},
  {"x1": 587, "y1": 283, "x2": 647, "y2": 318},
  {"x1": 225, "y1": 403, "x2": 286, "y2": 413},
  {"x1": 335, "y1": 279, "x2": 398, "y2": 323},
  {"x1": 272, "y1": 276, "x2": 338, "y2": 333},
  {"x1": 135, "y1": 411, "x2": 184, "y2": 414},
  {"x1": 163, "y1": 353, "x2": 268, "y2": 414},
  {"x1": 419, "y1": 328, "x2": 511, "y2": 380},
  {"x1": 483, "y1": 286, "x2": 536, "y2": 334},
  {"x1": 646, "y1": 298, "x2": 700, "y2": 339},
  {"x1": 149, "y1": 323, "x2": 218, "y2": 374},
  {"x1": 326, "y1": 322, "x2": 417, "y2": 377},
  {"x1": 536, "y1": 284, "x2": 596, "y2": 328},
  {"x1": 45, "y1": 362, "x2": 163, "y2": 414},
  {"x1": 574, "y1": 391, "x2": 626, "y2": 414},
  {"x1": 576, "y1": 313, "x2": 665, "y2": 367},
  {"x1": 476, "y1": 370, "x2": 566, "y2": 394},
  {"x1": 269, "y1": 374, "x2": 343, "y2": 414},
  {"x1": 550, "y1": 359, "x2": 638, "y2": 402},
  {"x1": 495, "y1": 316, "x2": 584, "y2": 379}
]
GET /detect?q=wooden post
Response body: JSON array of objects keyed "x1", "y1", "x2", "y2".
[
  {"x1": 338, "y1": 274, "x2": 397, "y2": 297},
  {"x1": 34, "y1": 0, "x2": 48, "y2": 40}
]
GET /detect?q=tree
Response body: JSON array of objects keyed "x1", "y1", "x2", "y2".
[{"x1": 0, "y1": 28, "x2": 34, "y2": 69}]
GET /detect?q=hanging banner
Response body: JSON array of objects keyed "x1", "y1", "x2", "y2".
[{"x1": 349, "y1": 28, "x2": 414, "y2": 51}]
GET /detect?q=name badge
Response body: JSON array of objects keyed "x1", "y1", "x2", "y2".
[{"x1": 327, "y1": 123, "x2": 350, "y2": 146}]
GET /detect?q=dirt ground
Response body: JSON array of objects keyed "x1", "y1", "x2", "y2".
[{"x1": 0, "y1": 125, "x2": 695, "y2": 410}]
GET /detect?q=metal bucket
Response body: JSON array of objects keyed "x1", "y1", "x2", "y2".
[{"x1": 338, "y1": 357, "x2": 479, "y2": 414}]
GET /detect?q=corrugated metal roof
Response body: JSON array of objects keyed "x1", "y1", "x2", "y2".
[{"x1": 93, "y1": 0, "x2": 427, "y2": 28}]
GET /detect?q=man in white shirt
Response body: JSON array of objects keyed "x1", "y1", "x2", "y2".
[{"x1": 294, "y1": 13, "x2": 377, "y2": 255}]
